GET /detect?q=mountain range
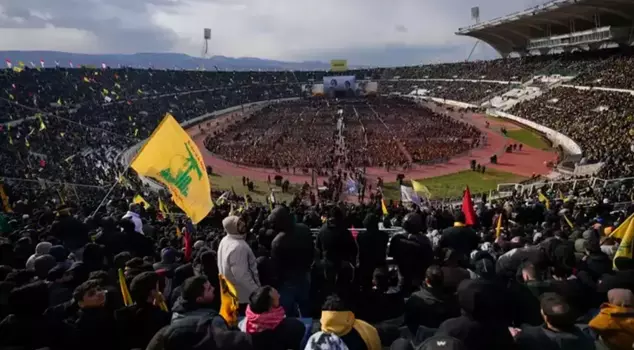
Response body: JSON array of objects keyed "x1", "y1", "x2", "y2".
[{"x1": 0, "y1": 51, "x2": 356, "y2": 71}]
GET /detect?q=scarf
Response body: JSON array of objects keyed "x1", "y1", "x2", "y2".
[
  {"x1": 245, "y1": 305, "x2": 285, "y2": 334},
  {"x1": 321, "y1": 311, "x2": 381, "y2": 350}
]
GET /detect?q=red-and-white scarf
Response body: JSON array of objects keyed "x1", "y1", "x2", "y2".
[{"x1": 245, "y1": 305, "x2": 286, "y2": 334}]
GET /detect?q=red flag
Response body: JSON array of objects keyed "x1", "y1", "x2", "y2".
[
  {"x1": 462, "y1": 186, "x2": 477, "y2": 226},
  {"x1": 183, "y1": 228, "x2": 192, "y2": 262}
]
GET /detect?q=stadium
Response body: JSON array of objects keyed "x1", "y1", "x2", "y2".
[{"x1": 1, "y1": 0, "x2": 634, "y2": 349}]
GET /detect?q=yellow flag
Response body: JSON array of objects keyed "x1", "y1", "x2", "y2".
[
  {"x1": 36, "y1": 113, "x2": 46, "y2": 131},
  {"x1": 610, "y1": 213, "x2": 634, "y2": 240},
  {"x1": 154, "y1": 291, "x2": 168, "y2": 312},
  {"x1": 133, "y1": 194, "x2": 151, "y2": 209},
  {"x1": 130, "y1": 113, "x2": 212, "y2": 224},
  {"x1": 219, "y1": 274, "x2": 239, "y2": 327},
  {"x1": 118, "y1": 269, "x2": 133, "y2": 306},
  {"x1": 563, "y1": 213, "x2": 574, "y2": 229},
  {"x1": 538, "y1": 190, "x2": 550, "y2": 210},
  {"x1": 158, "y1": 198, "x2": 169, "y2": 217},
  {"x1": 495, "y1": 213, "x2": 502, "y2": 238},
  {"x1": 0, "y1": 184, "x2": 13, "y2": 213},
  {"x1": 613, "y1": 214, "x2": 634, "y2": 269},
  {"x1": 411, "y1": 180, "x2": 433, "y2": 199},
  {"x1": 175, "y1": 225, "x2": 182, "y2": 238},
  {"x1": 134, "y1": 128, "x2": 139, "y2": 137},
  {"x1": 381, "y1": 198, "x2": 388, "y2": 216}
]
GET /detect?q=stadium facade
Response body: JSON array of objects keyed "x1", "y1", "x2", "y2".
[{"x1": 457, "y1": 0, "x2": 634, "y2": 57}]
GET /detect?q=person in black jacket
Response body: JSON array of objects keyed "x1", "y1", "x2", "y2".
[
  {"x1": 388, "y1": 212, "x2": 433, "y2": 294},
  {"x1": 514, "y1": 293, "x2": 596, "y2": 350},
  {"x1": 356, "y1": 213, "x2": 389, "y2": 291},
  {"x1": 239, "y1": 285, "x2": 305, "y2": 350},
  {"x1": 405, "y1": 265, "x2": 460, "y2": 335},
  {"x1": 171, "y1": 275, "x2": 227, "y2": 329},
  {"x1": 0, "y1": 281, "x2": 73, "y2": 350},
  {"x1": 71, "y1": 279, "x2": 117, "y2": 350},
  {"x1": 438, "y1": 212, "x2": 480, "y2": 259},
  {"x1": 269, "y1": 207, "x2": 314, "y2": 317},
  {"x1": 436, "y1": 279, "x2": 515, "y2": 350},
  {"x1": 114, "y1": 271, "x2": 171, "y2": 350},
  {"x1": 316, "y1": 206, "x2": 358, "y2": 265}
]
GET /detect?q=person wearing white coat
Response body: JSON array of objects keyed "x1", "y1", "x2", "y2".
[{"x1": 217, "y1": 215, "x2": 260, "y2": 310}]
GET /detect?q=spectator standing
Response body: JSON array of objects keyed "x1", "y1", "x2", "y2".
[{"x1": 217, "y1": 215, "x2": 260, "y2": 311}]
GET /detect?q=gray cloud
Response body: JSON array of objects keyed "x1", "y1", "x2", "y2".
[
  {"x1": 394, "y1": 25, "x2": 408, "y2": 33},
  {"x1": 0, "y1": 0, "x2": 542, "y2": 65},
  {"x1": 0, "y1": 0, "x2": 181, "y2": 52}
]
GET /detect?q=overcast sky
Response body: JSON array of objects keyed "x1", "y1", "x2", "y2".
[{"x1": 0, "y1": 0, "x2": 548, "y2": 66}]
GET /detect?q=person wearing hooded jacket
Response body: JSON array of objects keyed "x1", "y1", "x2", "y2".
[
  {"x1": 25, "y1": 241, "x2": 52, "y2": 270},
  {"x1": 438, "y1": 212, "x2": 480, "y2": 259},
  {"x1": 316, "y1": 206, "x2": 357, "y2": 264},
  {"x1": 217, "y1": 215, "x2": 260, "y2": 309},
  {"x1": 435, "y1": 279, "x2": 516, "y2": 350},
  {"x1": 388, "y1": 212, "x2": 433, "y2": 294},
  {"x1": 269, "y1": 206, "x2": 313, "y2": 317},
  {"x1": 356, "y1": 213, "x2": 389, "y2": 290}
]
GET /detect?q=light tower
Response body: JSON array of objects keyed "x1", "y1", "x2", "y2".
[
  {"x1": 202, "y1": 28, "x2": 211, "y2": 57},
  {"x1": 201, "y1": 28, "x2": 211, "y2": 70},
  {"x1": 466, "y1": 7, "x2": 480, "y2": 61}
]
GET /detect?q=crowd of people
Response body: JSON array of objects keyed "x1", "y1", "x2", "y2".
[
  {"x1": 206, "y1": 97, "x2": 482, "y2": 172},
  {"x1": 205, "y1": 100, "x2": 339, "y2": 171},
  {"x1": 508, "y1": 87, "x2": 634, "y2": 179},
  {"x1": 3, "y1": 49, "x2": 634, "y2": 350},
  {"x1": 1, "y1": 163, "x2": 634, "y2": 350}
]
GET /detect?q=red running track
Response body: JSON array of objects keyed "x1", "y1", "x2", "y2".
[{"x1": 188, "y1": 108, "x2": 557, "y2": 189}]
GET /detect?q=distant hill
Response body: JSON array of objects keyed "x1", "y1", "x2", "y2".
[{"x1": 0, "y1": 51, "x2": 355, "y2": 71}]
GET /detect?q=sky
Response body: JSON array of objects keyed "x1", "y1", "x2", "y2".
[{"x1": 0, "y1": 0, "x2": 551, "y2": 66}]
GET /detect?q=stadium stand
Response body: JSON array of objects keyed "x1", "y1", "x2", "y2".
[{"x1": 2, "y1": 1, "x2": 634, "y2": 349}]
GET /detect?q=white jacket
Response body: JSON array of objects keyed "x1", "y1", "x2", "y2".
[
  {"x1": 217, "y1": 216, "x2": 260, "y2": 303},
  {"x1": 122, "y1": 211, "x2": 144, "y2": 235}
]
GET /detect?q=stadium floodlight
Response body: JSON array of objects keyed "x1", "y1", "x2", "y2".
[{"x1": 471, "y1": 7, "x2": 480, "y2": 23}]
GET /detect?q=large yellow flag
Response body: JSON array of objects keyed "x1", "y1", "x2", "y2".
[
  {"x1": 130, "y1": 113, "x2": 212, "y2": 223},
  {"x1": 411, "y1": 180, "x2": 433, "y2": 199}
]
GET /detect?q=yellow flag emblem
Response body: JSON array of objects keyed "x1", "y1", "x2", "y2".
[{"x1": 130, "y1": 113, "x2": 212, "y2": 223}]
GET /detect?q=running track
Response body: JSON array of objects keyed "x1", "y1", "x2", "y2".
[{"x1": 187, "y1": 106, "x2": 556, "y2": 189}]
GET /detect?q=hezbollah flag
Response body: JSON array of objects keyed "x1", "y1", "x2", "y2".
[{"x1": 130, "y1": 113, "x2": 213, "y2": 223}]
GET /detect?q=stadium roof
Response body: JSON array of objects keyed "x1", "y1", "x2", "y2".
[{"x1": 456, "y1": 0, "x2": 634, "y2": 56}]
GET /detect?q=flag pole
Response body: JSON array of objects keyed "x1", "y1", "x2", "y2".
[{"x1": 91, "y1": 179, "x2": 120, "y2": 217}]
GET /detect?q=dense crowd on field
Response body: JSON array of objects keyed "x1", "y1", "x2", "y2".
[
  {"x1": 1, "y1": 50, "x2": 634, "y2": 350},
  {"x1": 205, "y1": 98, "x2": 482, "y2": 171}
]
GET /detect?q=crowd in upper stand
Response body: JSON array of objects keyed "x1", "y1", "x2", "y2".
[{"x1": 509, "y1": 87, "x2": 634, "y2": 179}]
